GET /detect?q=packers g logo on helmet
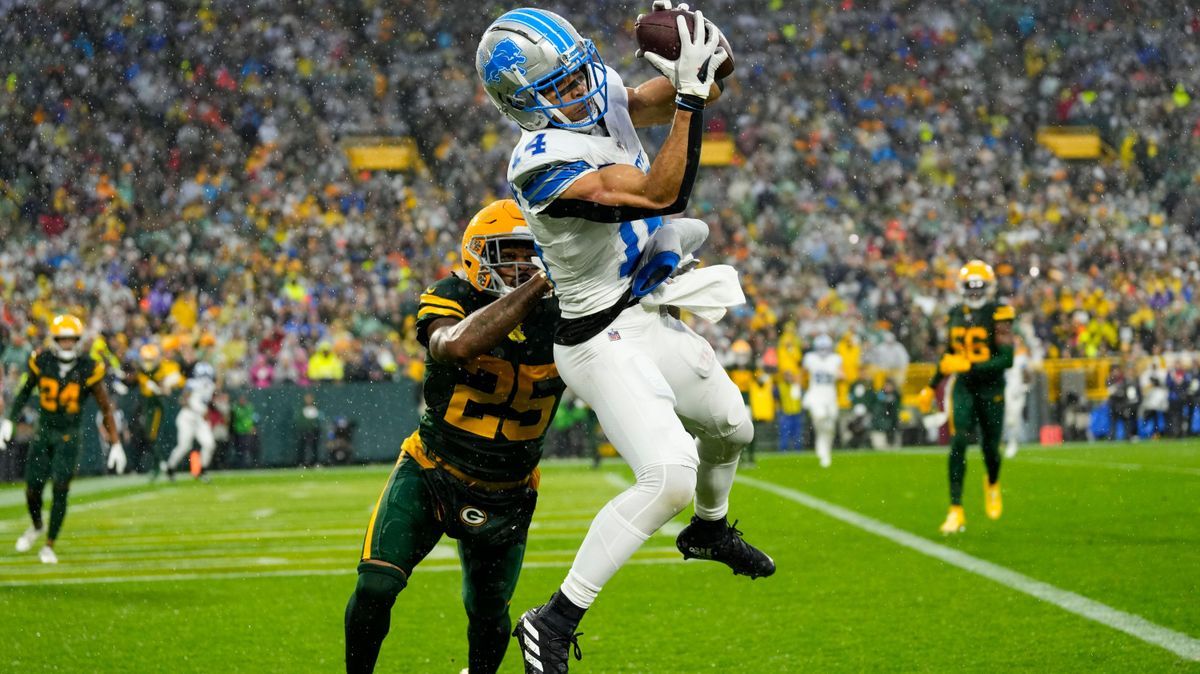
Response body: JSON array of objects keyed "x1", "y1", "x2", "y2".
[
  {"x1": 958, "y1": 260, "x2": 996, "y2": 310},
  {"x1": 49, "y1": 314, "x2": 84, "y2": 362},
  {"x1": 461, "y1": 200, "x2": 540, "y2": 297}
]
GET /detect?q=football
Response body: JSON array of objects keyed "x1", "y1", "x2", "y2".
[{"x1": 635, "y1": 8, "x2": 735, "y2": 80}]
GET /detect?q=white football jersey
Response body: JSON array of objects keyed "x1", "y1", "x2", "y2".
[
  {"x1": 184, "y1": 378, "x2": 215, "y2": 414},
  {"x1": 803, "y1": 352, "x2": 843, "y2": 393},
  {"x1": 508, "y1": 66, "x2": 657, "y2": 319}
]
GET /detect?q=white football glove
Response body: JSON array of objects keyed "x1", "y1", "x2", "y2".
[
  {"x1": 640, "y1": 10, "x2": 727, "y2": 98},
  {"x1": 0, "y1": 418, "x2": 12, "y2": 451},
  {"x1": 644, "y1": 0, "x2": 689, "y2": 14},
  {"x1": 107, "y1": 441, "x2": 127, "y2": 474}
]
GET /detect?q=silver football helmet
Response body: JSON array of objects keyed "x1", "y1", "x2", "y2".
[{"x1": 476, "y1": 8, "x2": 608, "y2": 132}]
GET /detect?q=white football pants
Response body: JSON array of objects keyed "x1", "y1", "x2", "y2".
[
  {"x1": 167, "y1": 408, "x2": 216, "y2": 470},
  {"x1": 805, "y1": 393, "x2": 838, "y2": 468},
  {"x1": 554, "y1": 306, "x2": 753, "y2": 609}
]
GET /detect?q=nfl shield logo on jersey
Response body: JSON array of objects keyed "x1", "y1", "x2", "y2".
[{"x1": 607, "y1": 329, "x2": 621, "y2": 341}]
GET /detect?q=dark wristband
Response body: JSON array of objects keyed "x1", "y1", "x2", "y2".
[{"x1": 675, "y1": 93, "x2": 706, "y2": 112}]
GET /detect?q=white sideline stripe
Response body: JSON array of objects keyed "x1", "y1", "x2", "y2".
[
  {"x1": 1018, "y1": 456, "x2": 1200, "y2": 477},
  {"x1": 737, "y1": 475, "x2": 1200, "y2": 662},
  {"x1": 0, "y1": 474, "x2": 151, "y2": 507},
  {"x1": 1, "y1": 491, "x2": 164, "y2": 531},
  {"x1": 0, "y1": 556, "x2": 683, "y2": 587}
]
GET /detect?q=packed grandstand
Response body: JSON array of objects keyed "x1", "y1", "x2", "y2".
[{"x1": 2, "y1": 0, "x2": 1199, "y2": 436}]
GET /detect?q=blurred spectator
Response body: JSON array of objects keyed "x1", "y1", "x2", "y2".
[
  {"x1": 1140, "y1": 357, "x2": 1170, "y2": 437},
  {"x1": 869, "y1": 380, "x2": 901, "y2": 451},
  {"x1": 231, "y1": 394, "x2": 261, "y2": 469},
  {"x1": 307, "y1": 342, "x2": 344, "y2": 382},
  {"x1": 775, "y1": 369, "x2": 804, "y2": 452},
  {"x1": 295, "y1": 393, "x2": 322, "y2": 467},
  {"x1": 1108, "y1": 367, "x2": 1141, "y2": 441},
  {"x1": 747, "y1": 367, "x2": 777, "y2": 465},
  {"x1": 327, "y1": 416, "x2": 358, "y2": 465},
  {"x1": 847, "y1": 375, "x2": 874, "y2": 449}
]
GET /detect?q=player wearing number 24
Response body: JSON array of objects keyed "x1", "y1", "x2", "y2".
[
  {"x1": 344, "y1": 200, "x2": 563, "y2": 674},
  {"x1": 0, "y1": 314, "x2": 127, "y2": 565},
  {"x1": 916, "y1": 260, "x2": 1016, "y2": 535}
]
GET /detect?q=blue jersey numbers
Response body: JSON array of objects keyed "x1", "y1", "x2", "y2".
[{"x1": 525, "y1": 133, "x2": 547, "y2": 156}]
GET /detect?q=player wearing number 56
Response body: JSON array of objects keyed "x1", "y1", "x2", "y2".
[
  {"x1": 344, "y1": 200, "x2": 563, "y2": 674},
  {"x1": 2, "y1": 314, "x2": 127, "y2": 566},
  {"x1": 919, "y1": 260, "x2": 1016, "y2": 535}
]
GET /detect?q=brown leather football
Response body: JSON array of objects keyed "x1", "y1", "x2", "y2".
[{"x1": 635, "y1": 8, "x2": 735, "y2": 80}]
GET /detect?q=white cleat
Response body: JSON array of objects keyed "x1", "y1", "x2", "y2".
[
  {"x1": 1005, "y1": 443, "x2": 1019, "y2": 459},
  {"x1": 38, "y1": 545, "x2": 58, "y2": 564},
  {"x1": 15, "y1": 525, "x2": 43, "y2": 553}
]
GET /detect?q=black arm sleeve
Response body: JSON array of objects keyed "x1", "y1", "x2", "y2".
[{"x1": 543, "y1": 99, "x2": 705, "y2": 224}]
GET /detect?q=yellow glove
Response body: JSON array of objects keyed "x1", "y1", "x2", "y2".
[
  {"x1": 939, "y1": 353, "x2": 972, "y2": 375},
  {"x1": 916, "y1": 386, "x2": 935, "y2": 414}
]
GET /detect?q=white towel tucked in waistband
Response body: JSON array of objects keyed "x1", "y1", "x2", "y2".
[{"x1": 638, "y1": 264, "x2": 745, "y2": 323}]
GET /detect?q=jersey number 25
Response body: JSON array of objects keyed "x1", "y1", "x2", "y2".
[{"x1": 445, "y1": 356, "x2": 558, "y2": 441}]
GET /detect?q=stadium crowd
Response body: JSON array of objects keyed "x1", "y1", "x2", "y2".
[{"x1": 2, "y1": 0, "x2": 1200, "y2": 425}]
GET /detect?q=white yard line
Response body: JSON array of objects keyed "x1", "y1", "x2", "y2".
[
  {"x1": 0, "y1": 556, "x2": 683, "y2": 587},
  {"x1": 737, "y1": 475, "x2": 1200, "y2": 662},
  {"x1": 1017, "y1": 456, "x2": 1200, "y2": 477}
]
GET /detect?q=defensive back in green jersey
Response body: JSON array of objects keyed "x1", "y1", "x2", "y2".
[
  {"x1": 945, "y1": 301, "x2": 1015, "y2": 390},
  {"x1": 19, "y1": 351, "x2": 106, "y2": 430},
  {"x1": 415, "y1": 275, "x2": 564, "y2": 483}
]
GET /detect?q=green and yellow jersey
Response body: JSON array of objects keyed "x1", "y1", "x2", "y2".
[
  {"x1": 414, "y1": 275, "x2": 564, "y2": 483},
  {"x1": 936, "y1": 301, "x2": 1016, "y2": 392},
  {"x1": 136, "y1": 360, "x2": 181, "y2": 440},
  {"x1": 9, "y1": 351, "x2": 106, "y2": 430}
]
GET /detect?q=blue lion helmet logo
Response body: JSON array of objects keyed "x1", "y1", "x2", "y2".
[{"x1": 484, "y1": 38, "x2": 527, "y2": 84}]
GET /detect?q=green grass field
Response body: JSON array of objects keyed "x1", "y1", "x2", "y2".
[{"x1": 1, "y1": 441, "x2": 1198, "y2": 672}]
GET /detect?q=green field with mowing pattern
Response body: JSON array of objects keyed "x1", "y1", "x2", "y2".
[{"x1": 2, "y1": 441, "x2": 1198, "y2": 672}]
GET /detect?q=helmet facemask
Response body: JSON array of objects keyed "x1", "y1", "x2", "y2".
[
  {"x1": 467, "y1": 234, "x2": 541, "y2": 297},
  {"x1": 962, "y1": 279, "x2": 993, "y2": 309},
  {"x1": 52, "y1": 335, "x2": 80, "y2": 362},
  {"x1": 515, "y1": 42, "x2": 608, "y2": 131}
]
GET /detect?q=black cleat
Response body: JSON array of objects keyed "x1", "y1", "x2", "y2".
[
  {"x1": 512, "y1": 604, "x2": 583, "y2": 674},
  {"x1": 676, "y1": 515, "x2": 776, "y2": 579}
]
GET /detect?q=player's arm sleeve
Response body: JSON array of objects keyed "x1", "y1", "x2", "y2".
[
  {"x1": 514, "y1": 161, "x2": 596, "y2": 215},
  {"x1": 8, "y1": 355, "x2": 40, "y2": 422},
  {"x1": 415, "y1": 281, "x2": 468, "y2": 348},
  {"x1": 970, "y1": 306, "x2": 1016, "y2": 375},
  {"x1": 85, "y1": 359, "x2": 107, "y2": 387},
  {"x1": 540, "y1": 105, "x2": 707, "y2": 224}
]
